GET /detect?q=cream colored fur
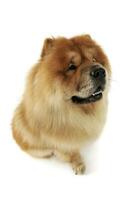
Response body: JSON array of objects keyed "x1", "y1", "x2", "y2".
[{"x1": 12, "y1": 35, "x2": 110, "y2": 174}]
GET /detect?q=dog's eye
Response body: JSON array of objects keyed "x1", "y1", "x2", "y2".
[{"x1": 67, "y1": 63, "x2": 77, "y2": 71}]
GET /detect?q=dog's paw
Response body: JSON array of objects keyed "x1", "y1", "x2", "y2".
[
  {"x1": 44, "y1": 152, "x2": 54, "y2": 158},
  {"x1": 72, "y1": 162, "x2": 86, "y2": 175}
]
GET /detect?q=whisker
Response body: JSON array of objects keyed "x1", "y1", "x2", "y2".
[{"x1": 108, "y1": 78, "x2": 118, "y2": 83}]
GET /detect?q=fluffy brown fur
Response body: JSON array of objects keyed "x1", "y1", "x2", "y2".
[{"x1": 12, "y1": 34, "x2": 111, "y2": 174}]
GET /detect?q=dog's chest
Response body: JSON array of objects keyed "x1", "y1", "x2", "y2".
[{"x1": 40, "y1": 101, "x2": 108, "y2": 151}]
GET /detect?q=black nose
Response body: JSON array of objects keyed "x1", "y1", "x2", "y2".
[{"x1": 91, "y1": 66, "x2": 106, "y2": 79}]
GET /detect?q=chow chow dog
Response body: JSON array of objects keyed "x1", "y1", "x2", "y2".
[{"x1": 12, "y1": 34, "x2": 111, "y2": 174}]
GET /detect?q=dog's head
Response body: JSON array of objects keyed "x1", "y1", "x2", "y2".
[{"x1": 40, "y1": 35, "x2": 111, "y2": 105}]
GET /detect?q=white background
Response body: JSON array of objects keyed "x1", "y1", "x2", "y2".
[{"x1": 0, "y1": 0, "x2": 136, "y2": 199}]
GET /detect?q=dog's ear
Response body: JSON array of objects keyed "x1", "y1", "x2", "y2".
[
  {"x1": 41, "y1": 38, "x2": 55, "y2": 58},
  {"x1": 83, "y1": 34, "x2": 91, "y2": 40}
]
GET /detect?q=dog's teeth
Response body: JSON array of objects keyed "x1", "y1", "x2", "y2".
[{"x1": 92, "y1": 91, "x2": 102, "y2": 96}]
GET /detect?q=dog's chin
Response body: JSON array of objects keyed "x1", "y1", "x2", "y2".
[{"x1": 71, "y1": 87, "x2": 103, "y2": 104}]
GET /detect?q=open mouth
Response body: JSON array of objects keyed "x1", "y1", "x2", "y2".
[{"x1": 71, "y1": 87, "x2": 103, "y2": 104}]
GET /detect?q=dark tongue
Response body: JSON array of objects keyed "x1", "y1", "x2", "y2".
[{"x1": 72, "y1": 92, "x2": 102, "y2": 104}]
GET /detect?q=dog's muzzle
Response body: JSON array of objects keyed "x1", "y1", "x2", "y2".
[{"x1": 71, "y1": 65, "x2": 106, "y2": 104}]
